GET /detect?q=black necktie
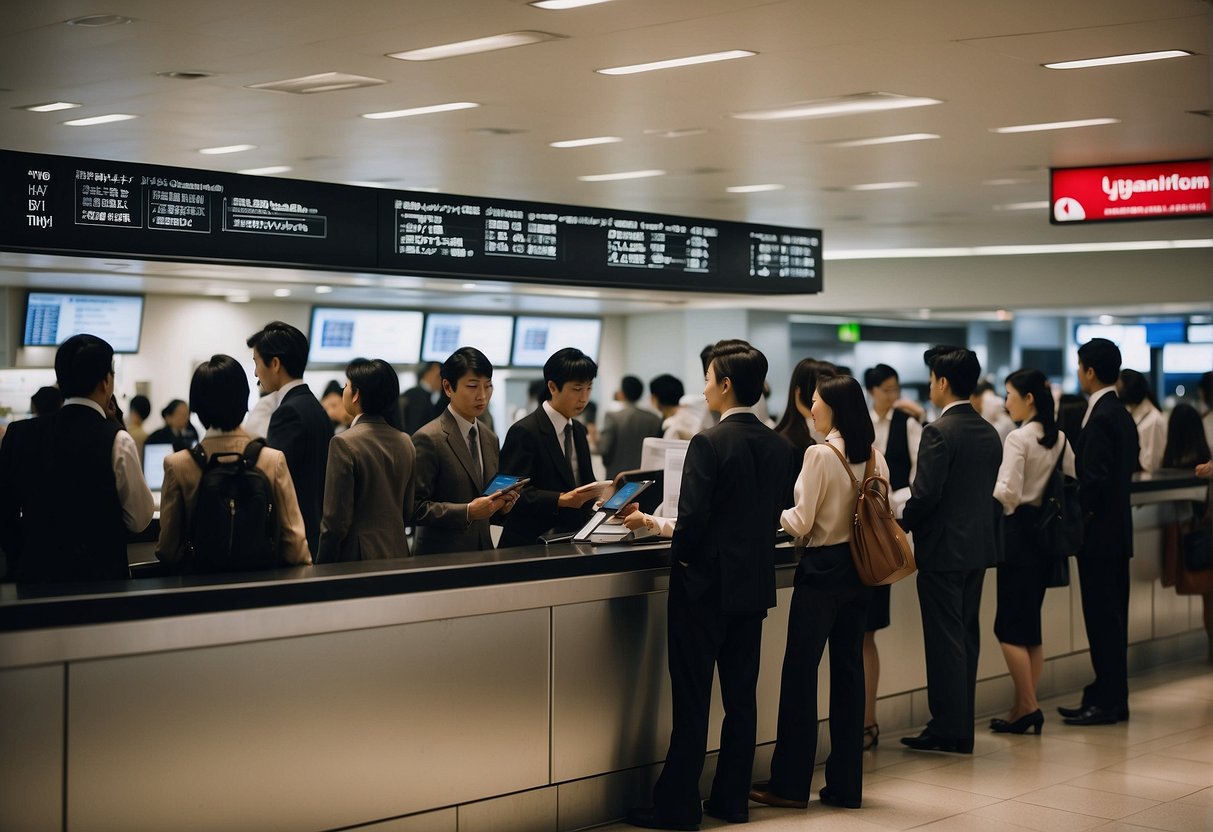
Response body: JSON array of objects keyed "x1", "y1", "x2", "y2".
[
  {"x1": 468, "y1": 424, "x2": 482, "y2": 483},
  {"x1": 563, "y1": 422, "x2": 578, "y2": 482}
]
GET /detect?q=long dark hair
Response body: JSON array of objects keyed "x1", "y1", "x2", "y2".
[
  {"x1": 1162, "y1": 404, "x2": 1210, "y2": 468},
  {"x1": 816, "y1": 375, "x2": 874, "y2": 463},
  {"x1": 1005, "y1": 368, "x2": 1059, "y2": 449},
  {"x1": 774, "y1": 358, "x2": 836, "y2": 451}
]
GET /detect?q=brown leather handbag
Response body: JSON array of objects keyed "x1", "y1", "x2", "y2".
[{"x1": 825, "y1": 443, "x2": 916, "y2": 586}]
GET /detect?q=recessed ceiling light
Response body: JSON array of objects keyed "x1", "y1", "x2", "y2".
[
  {"x1": 273, "y1": 288, "x2": 292, "y2": 298},
  {"x1": 990, "y1": 118, "x2": 1119, "y2": 134},
  {"x1": 1098, "y1": 315, "x2": 1116, "y2": 325},
  {"x1": 361, "y1": 102, "x2": 480, "y2": 120},
  {"x1": 726, "y1": 183, "x2": 785, "y2": 193},
  {"x1": 1044, "y1": 50, "x2": 1192, "y2": 70},
  {"x1": 995, "y1": 201, "x2": 1050, "y2": 211},
  {"x1": 578, "y1": 169, "x2": 665, "y2": 181},
  {"x1": 237, "y1": 165, "x2": 291, "y2": 176},
  {"x1": 732, "y1": 92, "x2": 942, "y2": 121},
  {"x1": 388, "y1": 31, "x2": 564, "y2": 62},
  {"x1": 830, "y1": 132, "x2": 940, "y2": 147},
  {"x1": 63, "y1": 113, "x2": 137, "y2": 126},
  {"x1": 199, "y1": 144, "x2": 256, "y2": 155},
  {"x1": 315, "y1": 285, "x2": 334, "y2": 294},
  {"x1": 549, "y1": 136, "x2": 622, "y2": 148},
  {"x1": 530, "y1": 0, "x2": 613, "y2": 8},
  {"x1": 66, "y1": 14, "x2": 131, "y2": 27},
  {"x1": 17, "y1": 101, "x2": 81, "y2": 113},
  {"x1": 597, "y1": 49, "x2": 755, "y2": 76},
  {"x1": 462, "y1": 282, "x2": 479, "y2": 289},
  {"x1": 644, "y1": 127, "x2": 708, "y2": 139},
  {"x1": 847, "y1": 181, "x2": 919, "y2": 191}
]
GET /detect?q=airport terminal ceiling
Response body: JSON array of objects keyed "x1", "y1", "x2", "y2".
[{"x1": 0, "y1": 0, "x2": 1210, "y2": 316}]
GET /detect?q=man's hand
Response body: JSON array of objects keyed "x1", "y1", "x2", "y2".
[{"x1": 468, "y1": 493, "x2": 507, "y2": 520}]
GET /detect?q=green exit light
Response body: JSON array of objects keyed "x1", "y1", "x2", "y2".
[{"x1": 838, "y1": 323, "x2": 861, "y2": 343}]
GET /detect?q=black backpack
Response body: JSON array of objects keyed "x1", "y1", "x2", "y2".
[
  {"x1": 1033, "y1": 439, "x2": 1084, "y2": 559},
  {"x1": 186, "y1": 439, "x2": 280, "y2": 572}
]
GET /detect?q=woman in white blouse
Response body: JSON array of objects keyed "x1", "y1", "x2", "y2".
[
  {"x1": 1118, "y1": 369, "x2": 1167, "y2": 473},
  {"x1": 749, "y1": 374, "x2": 887, "y2": 811},
  {"x1": 991, "y1": 369, "x2": 1075, "y2": 735}
]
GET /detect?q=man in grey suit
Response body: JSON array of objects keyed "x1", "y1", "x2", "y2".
[
  {"x1": 900, "y1": 346, "x2": 1003, "y2": 754},
  {"x1": 413, "y1": 347, "x2": 518, "y2": 555},
  {"x1": 598, "y1": 375, "x2": 663, "y2": 478}
]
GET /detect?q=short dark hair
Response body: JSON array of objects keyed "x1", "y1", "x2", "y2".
[
  {"x1": 1117, "y1": 369, "x2": 1153, "y2": 407},
  {"x1": 972, "y1": 379, "x2": 995, "y2": 398},
  {"x1": 129, "y1": 394, "x2": 151, "y2": 420},
  {"x1": 924, "y1": 345, "x2": 981, "y2": 399},
  {"x1": 55, "y1": 334, "x2": 114, "y2": 398},
  {"x1": 1006, "y1": 368, "x2": 1059, "y2": 449},
  {"x1": 322, "y1": 380, "x2": 343, "y2": 399},
  {"x1": 708, "y1": 339, "x2": 767, "y2": 407},
  {"x1": 246, "y1": 321, "x2": 309, "y2": 379},
  {"x1": 528, "y1": 378, "x2": 550, "y2": 403},
  {"x1": 441, "y1": 347, "x2": 494, "y2": 389},
  {"x1": 816, "y1": 374, "x2": 875, "y2": 463},
  {"x1": 649, "y1": 374, "x2": 685, "y2": 408},
  {"x1": 347, "y1": 358, "x2": 400, "y2": 418},
  {"x1": 699, "y1": 344, "x2": 715, "y2": 375},
  {"x1": 31, "y1": 386, "x2": 63, "y2": 416},
  {"x1": 863, "y1": 364, "x2": 899, "y2": 392},
  {"x1": 190, "y1": 355, "x2": 250, "y2": 431},
  {"x1": 544, "y1": 347, "x2": 597, "y2": 391},
  {"x1": 416, "y1": 361, "x2": 441, "y2": 376},
  {"x1": 620, "y1": 375, "x2": 644, "y2": 403},
  {"x1": 160, "y1": 399, "x2": 187, "y2": 421},
  {"x1": 1077, "y1": 337, "x2": 1121, "y2": 385},
  {"x1": 1163, "y1": 403, "x2": 1210, "y2": 468}
]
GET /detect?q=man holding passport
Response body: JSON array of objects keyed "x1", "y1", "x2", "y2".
[{"x1": 498, "y1": 347, "x2": 607, "y2": 548}]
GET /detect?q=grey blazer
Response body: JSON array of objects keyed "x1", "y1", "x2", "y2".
[
  {"x1": 412, "y1": 409, "x2": 501, "y2": 555},
  {"x1": 599, "y1": 403, "x2": 663, "y2": 478},
  {"x1": 317, "y1": 415, "x2": 415, "y2": 563}
]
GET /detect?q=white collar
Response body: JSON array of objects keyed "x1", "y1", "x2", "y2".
[
  {"x1": 64, "y1": 397, "x2": 107, "y2": 418},
  {"x1": 720, "y1": 405, "x2": 754, "y2": 422},
  {"x1": 447, "y1": 406, "x2": 477, "y2": 438},
  {"x1": 278, "y1": 378, "x2": 307, "y2": 397},
  {"x1": 543, "y1": 400, "x2": 572, "y2": 436},
  {"x1": 1082, "y1": 386, "x2": 1116, "y2": 427},
  {"x1": 940, "y1": 399, "x2": 967, "y2": 416}
]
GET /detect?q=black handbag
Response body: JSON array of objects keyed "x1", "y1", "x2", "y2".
[
  {"x1": 1182, "y1": 524, "x2": 1212, "y2": 572},
  {"x1": 1034, "y1": 441, "x2": 1083, "y2": 558}
]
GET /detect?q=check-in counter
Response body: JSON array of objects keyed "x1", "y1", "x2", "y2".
[{"x1": 0, "y1": 472, "x2": 1206, "y2": 832}]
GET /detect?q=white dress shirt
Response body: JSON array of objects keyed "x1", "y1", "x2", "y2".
[
  {"x1": 63, "y1": 397, "x2": 155, "y2": 532},
  {"x1": 1081, "y1": 385, "x2": 1116, "y2": 429},
  {"x1": 542, "y1": 400, "x2": 581, "y2": 481},
  {"x1": 870, "y1": 405, "x2": 922, "y2": 515},
  {"x1": 781, "y1": 430, "x2": 890, "y2": 548},
  {"x1": 993, "y1": 422, "x2": 1077, "y2": 515},
  {"x1": 1128, "y1": 400, "x2": 1167, "y2": 472}
]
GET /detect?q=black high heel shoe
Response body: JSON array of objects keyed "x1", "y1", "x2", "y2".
[
  {"x1": 863, "y1": 724, "x2": 879, "y2": 750},
  {"x1": 990, "y1": 709, "x2": 1044, "y2": 735}
]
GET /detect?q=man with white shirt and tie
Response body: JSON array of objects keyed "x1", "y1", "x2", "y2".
[
  {"x1": 413, "y1": 347, "x2": 517, "y2": 555},
  {"x1": 498, "y1": 348, "x2": 603, "y2": 548}
]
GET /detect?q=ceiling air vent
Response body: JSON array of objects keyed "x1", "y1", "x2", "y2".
[
  {"x1": 157, "y1": 70, "x2": 214, "y2": 80},
  {"x1": 247, "y1": 72, "x2": 388, "y2": 95}
]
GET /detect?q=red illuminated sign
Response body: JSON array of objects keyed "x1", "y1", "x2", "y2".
[{"x1": 1050, "y1": 159, "x2": 1212, "y2": 224}]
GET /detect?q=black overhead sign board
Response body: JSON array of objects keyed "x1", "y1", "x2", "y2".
[{"x1": 1, "y1": 149, "x2": 822, "y2": 294}]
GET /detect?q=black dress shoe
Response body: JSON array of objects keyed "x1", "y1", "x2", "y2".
[
  {"x1": 819, "y1": 786, "x2": 861, "y2": 809},
  {"x1": 624, "y1": 807, "x2": 699, "y2": 831},
  {"x1": 899, "y1": 731, "x2": 973, "y2": 753},
  {"x1": 703, "y1": 799, "x2": 748, "y2": 823},
  {"x1": 990, "y1": 709, "x2": 1044, "y2": 735},
  {"x1": 1062, "y1": 705, "x2": 1119, "y2": 726},
  {"x1": 1058, "y1": 703, "x2": 1129, "y2": 721}
]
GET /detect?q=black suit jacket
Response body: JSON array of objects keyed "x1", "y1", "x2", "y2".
[
  {"x1": 267, "y1": 384, "x2": 334, "y2": 554},
  {"x1": 498, "y1": 407, "x2": 596, "y2": 547},
  {"x1": 902, "y1": 402, "x2": 1003, "y2": 572},
  {"x1": 669, "y1": 413, "x2": 795, "y2": 614},
  {"x1": 1075, "y1": 390, "x2": 1139, "y2": 560},
  {"x1": 399, "y1": 385, "x2": 448, "y2": 436},
  {"x1": 145, "y1": 423, "x2": 199, "y2": 453}
]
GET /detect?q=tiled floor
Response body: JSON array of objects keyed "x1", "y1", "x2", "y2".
[{"x1": 598, "y1": 660, "x2": 1213, "y2": 831}]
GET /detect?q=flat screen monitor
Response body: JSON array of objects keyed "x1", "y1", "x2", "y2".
[
  {"x1": 1188, "y1": 324, "x2": 1213, "y2": 343},
  {"x1": 23, "y1": 292, "x2": 144, "y2": 353},
  {"x1": 308, "y1": 307, "x2": 423, "y2": 366},
  {"x1": 421, "y1": 313, "x2": 513, "y2": 366},
  {"x1": 1162, "y1": 343, "x2": 1211, "y2": 374},
  {"x1": 511, "y1": 316, "x2": 601, "y2": 367},
  {"x1": 1074, "y1": 324, "x2": 1150, "y2": 372},
  {"x1": 142, "y1": 443, "x2": 174, "y2": 491}
]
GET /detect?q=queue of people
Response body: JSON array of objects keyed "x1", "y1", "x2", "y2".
[{"x1": 1, "y1": 326, "x2": 1210, "y2": 830}]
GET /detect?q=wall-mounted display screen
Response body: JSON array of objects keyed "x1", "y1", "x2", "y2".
[
  {"x1": 1074, "y1": 324, "x2": 1150, "y2": 372},
  {"x1": 307, "y1": 307, "x2": 423, "y2": 366},
  {"x1": 1051, "y1": 159, "x2": 1212, "y2": 224},
  {"x1": 23, "y1": 292, "x2": 144, "y2": 353},
  {"x1": 511, "y1": 317, "x2": 602, "y2": 367},
  {"x1": 1, "y1": 150, "x2": 821, "y2": 295},
  {"x1": 1162, "y1": 343, "x2": 1211, "y2": 374},
  {"x1": 421, "y1": 313, "x2": 514, "y2": 366}
]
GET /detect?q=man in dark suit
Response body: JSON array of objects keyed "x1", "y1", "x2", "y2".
[
  {"x1": 0, "y1": 334, "x2": 154, "y2": 583},
  {"x1": 145, "y1": 398, "x2": 200, "y2": 452},
  {"x1": 498, "y1": 348, "x2": 603, "y2": 548},
  {"x1": 598, "y1": 375, "x2": 663, "y2": 478},
  {"x1": 627, "y1": 340, "x2": 794, "y2": 830},
  {"x1": 900, "y1": 346, "x2": 1003, "y2": 754},
  {"x1": 413, "y1": 347, "x2": 517, "y2": 555},
  {"x1": 1058, "y1": 338, "x2": 1139, "y2": 725},
  {"x1": 247, "y1": 321, "x2": 333, "y2": 556},
  {"x1": 399, "y1": 361, "x2": 448, "y2": 435}
]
